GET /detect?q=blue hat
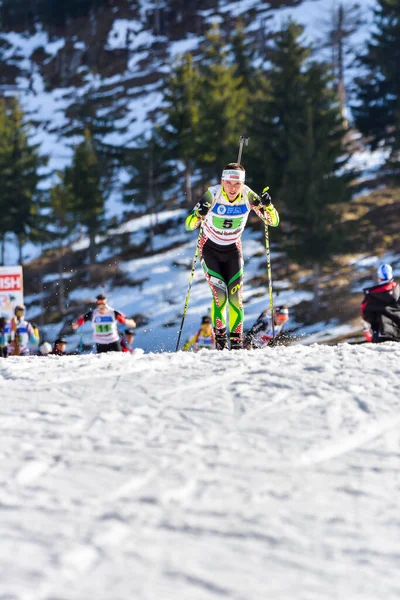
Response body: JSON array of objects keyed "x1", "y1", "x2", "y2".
[{"x1": 377, "y1": 264, "x2": 393, "y2": 281}]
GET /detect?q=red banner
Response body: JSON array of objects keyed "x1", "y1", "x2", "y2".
[{"x1": 0, "y1": 273, "x2": 22, "y2": 291}]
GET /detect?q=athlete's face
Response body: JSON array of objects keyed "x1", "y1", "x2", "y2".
[
  {"x1": 97, "y1": 302, "x2": 107, "y2": 312},
  {"x1": 274, "y1": 312, "x2": 289, "y2": 326},
  {"x1": 222, "y1": 179, "x2": 243, "y2": 201}
]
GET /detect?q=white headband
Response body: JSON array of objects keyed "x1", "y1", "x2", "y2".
[{"x1": 221, "y1": 169, "x2": 245, "y2": 183}]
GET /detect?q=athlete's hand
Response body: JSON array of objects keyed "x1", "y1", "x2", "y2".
[
  {"x1": 195, "y1": 200, "x2": 211, "y2": 218},
  {"x1": 260, "y1": 187, "x2": 272, "y2": 207},
  {"x1": 72, "y1": 321, "x2": 79, "y2": 330}
]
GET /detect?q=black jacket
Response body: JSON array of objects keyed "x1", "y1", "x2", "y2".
[{"x1": 361, "y1": 280, "x2": 400, "y2": 342}]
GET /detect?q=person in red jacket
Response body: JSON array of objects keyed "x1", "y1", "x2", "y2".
[
  {"x1": 72, "y1": 294, "x2": 136, "y2": 353},
  {"x1": 361, "y1": 264, "x2": 400, "y2": 343},
  {"x1": 120, "y1": 328, "x2": 135, "y2": 354}
]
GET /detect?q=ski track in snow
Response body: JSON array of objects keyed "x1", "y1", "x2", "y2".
[{"x1": 1, "y1": 343, "x2": 400, "y2": 600}]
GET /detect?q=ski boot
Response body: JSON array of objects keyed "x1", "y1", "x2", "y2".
[
  {"x1": 229, "y1": 332, "x2": 243, "y2": 350},
  {"x1": 215, "y1": 327, "x2": 228, "y2": 350}
]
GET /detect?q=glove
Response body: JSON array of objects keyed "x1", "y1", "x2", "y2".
[
  {"x1": 260, "y1": 186, "x2": 272, "y2": 207},
  {"x1": 194, "y1": 200, "x2": 211, "y2": 218}
]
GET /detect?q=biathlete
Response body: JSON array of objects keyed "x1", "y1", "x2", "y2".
[
  {"x1": 185, "y1": 163, "x2": 279, "y2": 350},
  {"x1": 183, "y1": 315, "x2": 216, "y2": 352},
  {"x1": 244, "y1": 305, "x2": 289, "y2": 349},
  {"x1": 72, "y1": 294, "x2": 136, "y2": 353}
]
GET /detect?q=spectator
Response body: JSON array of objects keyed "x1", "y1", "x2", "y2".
[
  {"x1": 183, "y1": 315, "x2": 216, "y2": 352},
  {"x1": 0, "y1": 316, "x2": 8, "y2": 358},
  {"x1": 51, "y1": 337, "x2": 67, "y2": 356},
  {"x1": 120, "y1": 327, "x2": 135, "y2": 354},
  {"x1": 361, "y1": 263, "x2": 400, "y2": 343}
]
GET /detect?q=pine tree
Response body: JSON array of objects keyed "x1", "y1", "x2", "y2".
[
  {"x1": 280, "y1": 71, "x2": 353, "y2": 312},
  {"x1": 0, "y1": 99, "x2": 14, "y2": 263},
  {"x1": 0, "y1": 98, "x2": 47, "y2": 264},
  {"x1": 123, "y1": 131, "x2": 174, "y2": 251},
  {"x1": 159, "y1": 52, "x2": 202, "y2": 206},
  {"x1": 315, "y1": 2, "x2": 363, "y2": 122},
  {"x1": 249, "y1": 21, "x2": 353, "y2": 313},
  {"x1": 352, "y1": 0, "x2": 400, "y2": 168},
  {"x1": 230, "y1": 19, "x2": 257, "y2": 93},
  {"x1": 48, "y1": 172, "x2": 79, "y2": 314},
  {"x1": 247, "y1": 20, "x2": 312, "y2": 195},
  {"x1": 196, "y1": 24, "x2": 248, "y2": 178},
  {"x1": 65, "y1": 129, "x2": 106, "y2": 265},
  {"x1": 62, "y1": 87, "x2": 127, "y2": 189}
]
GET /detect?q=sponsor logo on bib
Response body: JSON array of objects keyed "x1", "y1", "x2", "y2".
[{"x1": 213, "y1": 203, "x2": 247, "y2": 216}]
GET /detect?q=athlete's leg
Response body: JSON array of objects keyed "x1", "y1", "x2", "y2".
[
  {"x1": 96, "y1": 341, "x2": 121, "y2": 353},
  {"x1": 224, "y1": 242, "x2": 244, "y2": 349},
  {"x1": 200, "y1": 238, "x2": 228, "y2": 349},
  {"x1": 227, "y1": 270, "x2": 244, "y2": 347}
]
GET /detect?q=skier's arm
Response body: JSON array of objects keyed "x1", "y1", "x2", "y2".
[
  {"x1": 125, "y1": 318, "x2": 136, "y2": 328},
  {"x1": 182, "y1": 335, "x2": 196, "y2": 351},
  {"x1": 185, "y1": 190, "x2": 213, "y2": 231},
  {"x1": 72, "y1": 310, "x2": 93, "y2": 329},
  {"x1": 249, "y1": 319, "x2": 267, "y2": 336},
  {"x1": 115, "y1": 311, "x2": 136, "y2": 328},
  {"x1": 249, "y1": 188, "x2": 279, "y2": 227}
]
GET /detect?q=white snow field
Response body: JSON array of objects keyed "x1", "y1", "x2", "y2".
[{"x1": 1, "y1": 342, "x2": 400, "y2": 600}]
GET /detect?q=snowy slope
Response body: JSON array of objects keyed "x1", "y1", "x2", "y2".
[{"x1": 1, "y1": 342, "x2": 400, "y2": 600}]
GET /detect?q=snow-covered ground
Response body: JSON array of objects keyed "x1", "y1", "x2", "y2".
[{"x1": 1, "y1": 342, "x2": 400, "y2": 600}]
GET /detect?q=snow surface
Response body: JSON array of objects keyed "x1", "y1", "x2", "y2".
[{"x1": 1, "y1": 342, "x2": 400, "y2": 600}]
